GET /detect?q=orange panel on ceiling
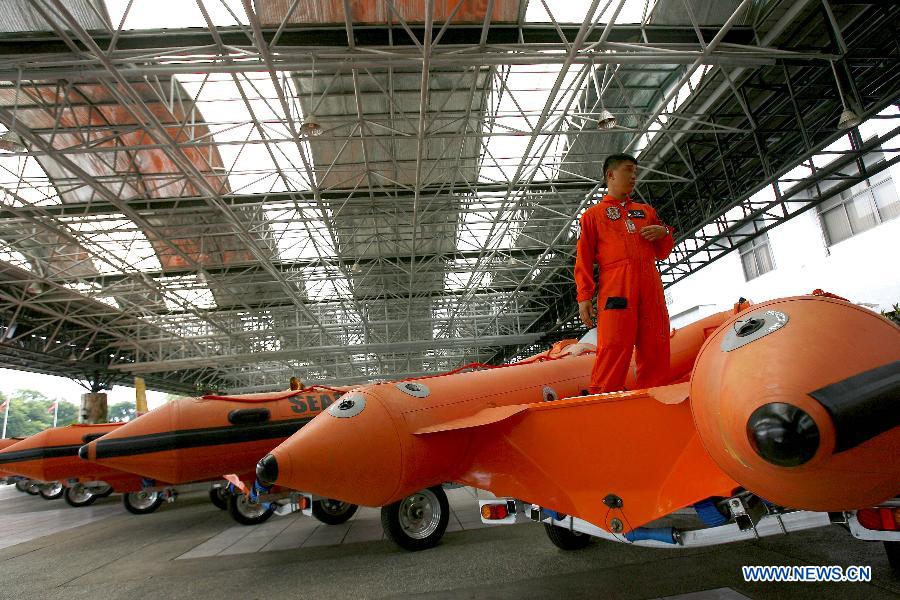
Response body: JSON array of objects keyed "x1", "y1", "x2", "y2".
[{"x1": 256, "y1": 0, "x2": 521, "y2": 26}]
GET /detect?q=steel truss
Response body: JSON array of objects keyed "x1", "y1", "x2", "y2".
[{"x1": 0, "y1": 0, "x2": 896, "y2": 394}]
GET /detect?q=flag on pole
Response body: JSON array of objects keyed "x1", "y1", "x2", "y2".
[
  {"x1": 1, "y1": 398, "x2": 8, "y2": 438},
  {"x1": 48, "y1": 400, "x2": 59, "y2": 427}
]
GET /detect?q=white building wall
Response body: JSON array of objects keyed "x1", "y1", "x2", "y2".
[{"x1": 666, "y1": 181, "x2": 900, "y2": 329}]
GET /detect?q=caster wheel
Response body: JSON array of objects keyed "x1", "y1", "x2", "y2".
[
  {"x1": 544, "y1": 523, "x2": 593, "y2": 550},
  {"x1": 39, "y1": 481, "x2": 64, "y2": 500},
  {"x1": 381, "y1": 486, "x2": 449, "y2": 551},
  {"x1": 227, "y1": 493, "x2": 275, "y2": 526},
  {"x1": 209, "y1": 487, "x2": 230, "y2": 510},
  {"x1": 64, "y1": 484, "x2": 97, "y2": 507},
  {"x1": 123, "y1": 491, "x2": 165, "y2": 515},
  {"x1": 312, "y1": 499, "x2": 358, "y2": 525}
]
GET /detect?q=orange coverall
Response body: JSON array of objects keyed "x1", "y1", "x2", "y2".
[{"x1": 574, "y1": 195, "x2": 674, "y2": 393}]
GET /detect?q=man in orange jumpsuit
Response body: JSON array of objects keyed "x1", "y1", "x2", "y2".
[{"x1": 575, "y1": 153, "x2": 674, "y2": 393}]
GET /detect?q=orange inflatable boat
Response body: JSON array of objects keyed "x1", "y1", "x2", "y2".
[
  {"x1": 0, "y1": 437, "x2": 23, "y2": 478},
  {"x1": 78, "y1": 386, "x2": 361, "y2": 524},
  {"x1": 255, "y1": 304, "x2": 746, "y2": 546},
  {"x1": 258, "y1": 295, "x2": 898, "y2": 550},
  {"x1": 0, "y1": 423, "x2": 156, "y2": 507},
  {"x1": 80, "y1": 387, "x2": 349, "y2": 485},
  {"x1": 0, "y1": 438, "x2": 21, "y2": 450}
]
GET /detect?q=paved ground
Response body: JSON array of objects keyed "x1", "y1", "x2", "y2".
[{"x1": 0, "y1": 484, "x2": 897, "y2": 600}]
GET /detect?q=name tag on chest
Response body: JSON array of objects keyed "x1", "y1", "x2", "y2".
[{"x1": 627, "y1": 209, "x2": 646, "y2": 219}]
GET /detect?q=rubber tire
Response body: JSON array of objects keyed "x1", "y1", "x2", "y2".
[
  {"x1": 94, "y1": 484, "x2": 114, "y2": 498},
  {"x1": 312, "y1": 499, "x2": 358, "y2": 525},
  {"x1": 123, "y1": 491, "x2": 165, "y2": 515},
  {"x1": 227, "y1": 493, "x2": 276, "y2": 526},
  {"x1": 24, "y1": 480, "x2": 41, "y2": 495},
  {"x1": 544, "y1": 523, "x2": 593, "y2": 550},
  {"x1": 14, "y1": 479, "x2": 28, "y2": 493},
  {"x1": 886, "y1": 541, "x2": 899, "y2": 575},
  {"x1": 39, "y1": 481, "x2": 64, "y2": 500},
  {"x1": 64, "y1": 485, "x2": 97, "y2": 507},
  {"x1": 381, "y1": 486, "x2": 449, "y2": 552},
  {"x1": 209, "y1": 487, "x2": 229, "y2": 510}
]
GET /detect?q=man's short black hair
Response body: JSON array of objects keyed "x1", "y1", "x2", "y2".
[{"x1": 603, "y1": 153, "x2": 638, "y2": 180}]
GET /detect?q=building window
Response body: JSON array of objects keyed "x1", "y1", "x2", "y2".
[
  {"x1": 739, "y1": 232, "x2": 775, "y2": 281},
  {"x1": 818, "y1": 176, "x2": 900, "y2": 246}
]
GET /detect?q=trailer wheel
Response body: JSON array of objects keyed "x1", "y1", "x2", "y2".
[
  {"x1": 227, "y1": 493, "x2": 275, "y2": 526},
  {"x1": 14, "y1": 479, "x2": 29, "y2": 493},
  {"x1": 544, "y1": 523, "x2": 593, "y2": 550},
  {"x1": 312, "y1": 499, "x2": 358, "y2": 525},
  {"x1": 886, "y1": 541, "x2": 899, "y2": 575},
  {"x1": 209, "y1": 486, "x2": 230, "y2": 510},
  {"x1": 123, "y1": 491, "x2": 164, "y2": 515},
  {"x1": 64, "y1": 484, "x2": 97, "y2": 507},
  {"x1": 94, "y1": 484, "x2": 113, "y2": 498},
  {"x1": 39, "y1": 481, "x2": 64, "y2": 500},
  {"x1": 381, "y1": 486, "x2": 449, "y2": 551},
  {"x1": 23, "y1": 480, "x2": 41, "y2": 496}
]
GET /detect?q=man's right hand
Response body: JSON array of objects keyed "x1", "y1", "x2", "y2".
[{"x1": 578, "y1": 299, "x2": 596, "y2": 329}]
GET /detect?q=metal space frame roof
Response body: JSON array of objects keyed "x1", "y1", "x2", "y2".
[{"x1": 0, "y1": 0, "x2": 897, "y2": 394}]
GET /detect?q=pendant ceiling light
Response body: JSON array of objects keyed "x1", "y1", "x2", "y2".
[
  {"x1": 831, "y1": 62, "x2": 861, "y2": 130},
  {"x1": 0, "y1": 131, "x2": 26, "y2": 152}
]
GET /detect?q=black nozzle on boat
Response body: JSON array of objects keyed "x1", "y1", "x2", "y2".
[
  {"x1": 746, "y1": 402, "x2": 820, "y2": 467},
  {"x1": 256, "y1": 453, "x2": 279, "y2": 487}
]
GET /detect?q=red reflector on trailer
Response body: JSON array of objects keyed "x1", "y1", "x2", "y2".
[
  {"x1": 481, "y1": 503, "x2": 509, "y2": 520},
  {"x1": 857, "y1": 508, "x2": 900, "y2": 531},
  {"x1": 299, "y1": 496, "x2": 311, "y2": 510}
]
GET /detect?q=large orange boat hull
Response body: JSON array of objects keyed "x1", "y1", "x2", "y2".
[
  {"x1": 80, "y1": 388, "x2": 348, "y2": 485},
  {"x1": 0, "y1": 424, "x2": 150, "y2": 492},
  {"x1": 260, "y1": 305, "x2": 742, "y2": 511},
  {"x1": 261, "y1": 295, "x2": 898, "y2": 534}
]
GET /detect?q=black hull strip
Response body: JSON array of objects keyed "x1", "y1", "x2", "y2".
[
  {"x1": 91, "y1": 417, "x2": 313, "y2": 459},
  {"x1": 0, "y1": 444, "x2": 82, "y2": 465}
]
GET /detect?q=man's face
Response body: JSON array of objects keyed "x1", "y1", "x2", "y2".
[{"x1": 607, "y1": 161, "x2": 637, "y2": 195}]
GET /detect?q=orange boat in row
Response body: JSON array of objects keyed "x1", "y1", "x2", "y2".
[
  {"x1": 0, "y1": 437, "x2": 24, "y2": 480},
  {"x1": 0, "y1": 423, "x2": 169, "y2": 511},
  {"x1": 0, "y1": 437, "x2": 22, "y2": 468},
  {"x1": 0, "y1": 437, "x2": 43, "y2": 495},
  {"x1": 256, "y1": 302, "x2": 746, "y2": 549},
  {"x1": 79, "y1": 386, "x2": 356, "y2": 524},
  {"x1": 257, "y1": 295, "x2": 899, "y2": 551}
]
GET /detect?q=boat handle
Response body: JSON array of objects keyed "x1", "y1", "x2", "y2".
[{"x1": 228, "y1": 408, "x2": 271, "y2": 425}]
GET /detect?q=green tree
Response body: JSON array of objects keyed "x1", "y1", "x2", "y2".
[
  {"x1": 107, "y1": 402, "x2": 136, "y2": 423},
  {"x1": 1, "y1": 390, "x2": 78, "y2": 438},
  {"x1": 11, "y1": 389, "x2": 48, "y2": 403},
  {"x1": 883, "y1": 303, "x2": 900, "y2": 325}
]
